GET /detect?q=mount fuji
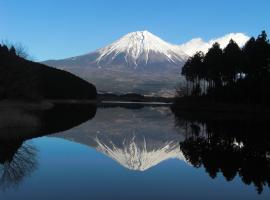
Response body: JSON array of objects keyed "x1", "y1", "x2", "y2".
[
  {"x1": 45, "y1": 31, "x2": 188, "y2": 70},
  {"x1": 44, "y1": 31, "x2": 249, "y2": 96}
]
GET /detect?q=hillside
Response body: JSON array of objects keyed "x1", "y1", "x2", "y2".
[{"x1": 0, "y1": 44, "x2": 97, "y2": 100}]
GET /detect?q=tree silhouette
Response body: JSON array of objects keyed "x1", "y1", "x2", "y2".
[
  {"x1": 182, "y1": 51, "x2": 205, "y2": 95},
  {"x1": 222, "y1": 39, "x2": 242, "y2": 83},
  {"x1": 9, "y1": 46, "x2": 16, "y2": 56},
  {"x1": 177, "y1": 31, "x2": 270, "y2": 105},
  {"x1": 204, "y1": 42, "x2": 223, "y2": 89}
]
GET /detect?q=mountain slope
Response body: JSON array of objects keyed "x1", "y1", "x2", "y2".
[
  {"x1": 44, "y1": 31, "x2": 250, "y2": 96},
  {"x1": 45, "y1": 31, "x2": 188, "y2": 70},
  {"x1": 96, "y1": 31, "x2": 188, "y2": 68},
  {"x1": 44, "y1": 31, "x2": 188, "y2": 96}
]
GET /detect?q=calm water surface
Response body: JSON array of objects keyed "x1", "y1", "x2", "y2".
[{"x1": 0, "y1": 103, "x2": 269, "y2": 200}]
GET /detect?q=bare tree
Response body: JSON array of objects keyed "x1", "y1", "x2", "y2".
[
  {"x1": 0, "y1": 141, "x2": 38, "y2": 190},
  {"x1": 13, "y1": 43, "x2": 29, "y2": 59},
  {"x1": 1, "y1": 40, "x2": 29, "y2": 59}
]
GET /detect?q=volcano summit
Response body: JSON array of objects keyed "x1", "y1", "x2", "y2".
[{"x1": 44, "y1": 31, "x2": 249, "y2": 96}]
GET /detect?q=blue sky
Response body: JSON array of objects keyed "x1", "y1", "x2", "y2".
[{"x1": 1, "y1": 0, "x2": 269, "y2": 61}]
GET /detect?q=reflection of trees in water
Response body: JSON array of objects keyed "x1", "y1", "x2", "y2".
[
  {"x1": 0, "y1": 103, "x2": 96, "y2": 191},
  {"x1": 175, "y1": 117, "x2": 270, "y2": 194},
  {"x1": 0, "y1": 103, "x2": 97, "y2": 191},
  {"x1": 0, "y1": 141, "x2": 37, "y2": 190}
]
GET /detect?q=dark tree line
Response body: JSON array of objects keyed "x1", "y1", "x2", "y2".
[
  {"x1": 0, "y1": 44, "x2": 21, "y2": 58},
  {"x1": 0, "y1": 43, "x2": 97, "y2": 100},
  {"x1": 180, "y1": 31, "x2": 270, "y2": 104}
]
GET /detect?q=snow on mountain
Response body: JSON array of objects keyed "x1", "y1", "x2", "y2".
[
  {"x1": 96, "y1": 31, "x2": 188, "y2": 67},
  {"x1": 44, "y1": 30, "x2": 188, "y2": 70},
  {"x1": 43, "y1": 31, "x2": 250, "y2": 96},
  {"x1": 43, "y1": 31, "x2": 188, "y2": 96},
  {"x1": 179, "y1": 33, "x2": 250, "y2": 56}
]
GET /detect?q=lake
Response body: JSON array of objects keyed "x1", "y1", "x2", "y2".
[{"x1": 0, "y1": 103, "x2": 269, "y2": 200}]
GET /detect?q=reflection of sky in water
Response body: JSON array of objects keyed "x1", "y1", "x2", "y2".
[
  {"x1": 0, "y1": 106, "x2": 270, "y2": 200},
  {"x1": 0, "y1": 136, "x2": 268, "y2": 200}
]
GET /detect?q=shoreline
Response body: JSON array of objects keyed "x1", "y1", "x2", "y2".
[
  {"x1": 2, "y1": 96, "x2": 270, "y2": 115},
  {"x1": 171, "y1": 97, "x2": 270, "y2": 120}
]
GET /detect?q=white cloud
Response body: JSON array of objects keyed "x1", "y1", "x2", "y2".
[{"x1": 179, "y1": 33, "x2": 250, "y2": 56}]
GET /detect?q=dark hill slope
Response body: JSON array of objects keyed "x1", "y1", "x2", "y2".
[{"x1": 0, "y1": 45, "x2": 97, "y2": 100}]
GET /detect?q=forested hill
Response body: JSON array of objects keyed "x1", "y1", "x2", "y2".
[{"x1": 0, "y1": 44, "x2": 97, "y2": 100}]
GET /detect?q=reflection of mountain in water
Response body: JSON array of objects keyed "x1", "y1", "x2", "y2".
[
  {"x1": 1, "y1": 102, "x2": 270, "y2": 194},
  {"x1": 95, "y1": 134, "x2": 184, "y2": 171},
  {"x1": 54, "y1": 107, "x2": 187, "y2": 171}
]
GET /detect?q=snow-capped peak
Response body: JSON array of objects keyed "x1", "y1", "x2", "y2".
[
  {"x1": 179, "y1": 33, "x2": 250, "y2": 56},
  {"x1": 96, "y1": 30, "x2": 188, "y2": 66}
]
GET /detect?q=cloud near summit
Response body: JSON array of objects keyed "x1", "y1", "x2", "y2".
[{"x1": 179, "y1": 33, "x2": 250, "y2": 56}]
